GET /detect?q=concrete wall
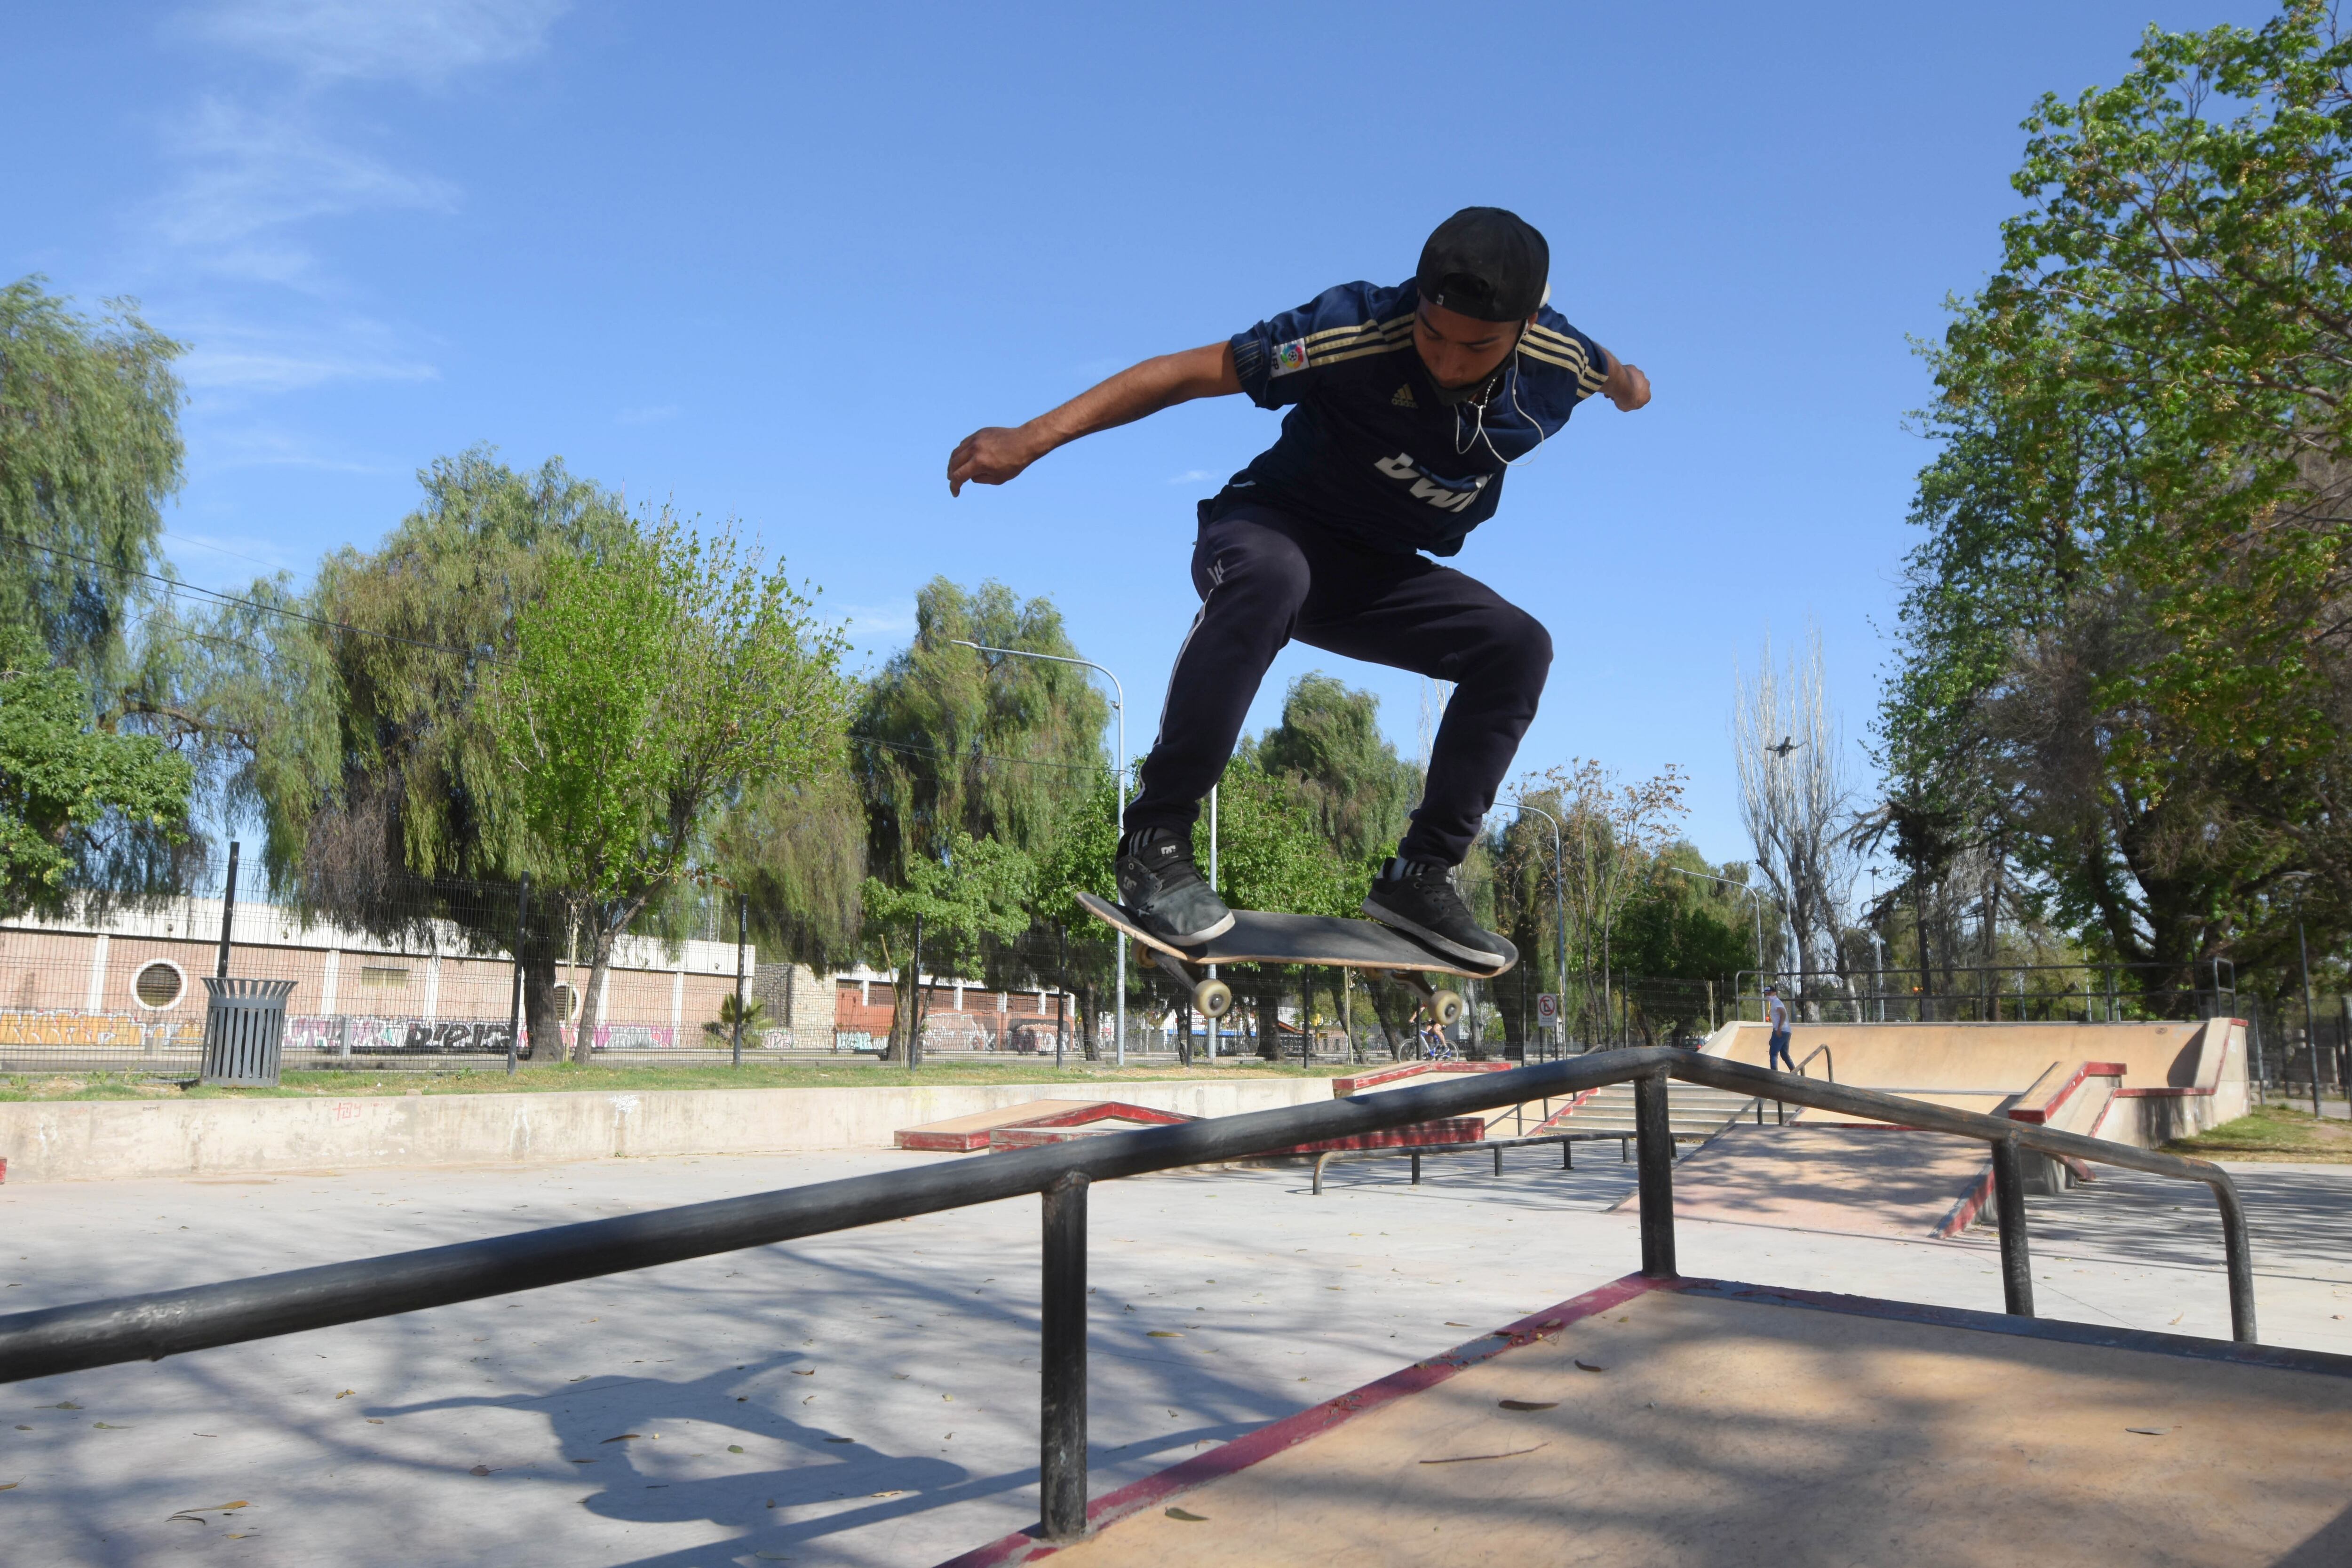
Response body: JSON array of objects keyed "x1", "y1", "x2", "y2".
[
  {"x1": 1697, "y1": 1017, "x2": 2250, "y2": 1148},
  {"x1": 0, "y1": 1077, "x2": 1336, "y2": 1183}
]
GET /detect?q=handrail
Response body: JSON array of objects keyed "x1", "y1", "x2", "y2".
[
  {"x1": 1735, "y1": 1041, "x2": 1835, "y2": 1126},
  {"x1": 0, "y1": 1048, "x2": 2259, "y2": 1542}
]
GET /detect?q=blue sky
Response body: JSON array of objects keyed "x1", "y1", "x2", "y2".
[{"x1": 5, "y1": 0, "x2": 2279, "y2": 868}]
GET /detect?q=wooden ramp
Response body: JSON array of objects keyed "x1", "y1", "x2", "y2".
[{"x1": 944, "y1": 1275, "x2": 2352, "y2": 1568}]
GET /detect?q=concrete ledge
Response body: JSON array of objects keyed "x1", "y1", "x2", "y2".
[{"x1": 0, "y1": 1078, "x2": 1335, "y2": 1182}]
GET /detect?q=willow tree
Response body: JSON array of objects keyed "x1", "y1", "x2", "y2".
[
  {"x1": 856, "y1": 578, "x2": 1108, "y2": 878},
  {"x1": 0, "y1": 278, "x2": 184, "y2": 687},
  {"x1": 236, "y1": 447, "x2": 633, "y2": 1046},
  {"x1": 486, "y1": 516, "x2": 849, "y2": 1060}
]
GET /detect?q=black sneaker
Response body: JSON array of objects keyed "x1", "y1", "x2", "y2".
[
  {"x1": 1362, "y1": 856, "x2": 1517, "y2": 970},
  {"x1": 1115, "y1": 829, "x2": 1235, "y2": 945}
]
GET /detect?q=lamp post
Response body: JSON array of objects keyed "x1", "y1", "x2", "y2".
[
  {"x1": 1668, "y1": 866, "x2": 1769, "y2": 1014},
  {"x1": 954, "y1": 640, "x2": 1128, "y2": 1066},
  {"x1": 1502, "y1": 797, "x2": 1568, "y2": 1059}
]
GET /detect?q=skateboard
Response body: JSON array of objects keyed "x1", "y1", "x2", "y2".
[{"x1": 1075, "y1": 891, "x2": 1511, "y2": 1027}]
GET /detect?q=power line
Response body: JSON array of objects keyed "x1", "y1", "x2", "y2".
[{"x1": 13, "y1": 532, "x2": 1120, "y2": 777}]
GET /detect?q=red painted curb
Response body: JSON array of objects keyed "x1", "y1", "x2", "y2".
[{"x1": 933, "y1": 1273, "x2": 1669, "y2": 1567}]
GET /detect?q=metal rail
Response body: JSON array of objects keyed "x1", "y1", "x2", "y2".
[
  {"x1": 1308, "y1": 1129, "x2": 1716, "y2": 1194},
  {"x1": 0, "y1": 1048, "x2": 2258, "y2": 1543}
]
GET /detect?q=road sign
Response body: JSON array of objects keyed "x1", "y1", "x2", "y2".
[{"x1": 1535, "y1": 993, "x2": 1558, "y2": 1023}]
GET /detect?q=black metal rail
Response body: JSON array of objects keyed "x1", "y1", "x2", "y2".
[{"x1": 0, "y1": 1049, "x2": 2257, "y2": 1544}]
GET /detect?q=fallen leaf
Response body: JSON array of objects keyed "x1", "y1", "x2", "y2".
[
  {"x1": 1444, "y1": 1322, "x2": 1471, "y2": 1328},
  {"x1": 469, "y1": 1465, "x2": 491, "y2": 1476},
  {"x1": 334, "y1": 1390, "x2": 355, "y2": 1400},
  {"x1": 825, "y1": 1436, "x2": 854, "y2": 1444},
  {"x1": 1166, "y1": 1507, "x2": 1208, "y2": 1522},
  {"x1": 567, "y1": 1459, "x2": 596, "y2": 1465},
  {"x1": 1574, "y1": 1360, "x2": 1607, "y2": 1373},
  {"x1": 600, "y1": 1433, "x2": 642, "y2": 1444},
  {"x1": 39, "y1": 1402, "x2": 80, "y2": 1410},
  {"x1": 728, "y1": 1445, "x2": 746, "y2": 1454},
  {"x1": 365, "y1": 1418, "x2": 384, "y2": 1425},
  {"x1": 93, "y1": 1422, "x2": 133, "y2": 1430},
  {"x1": 789, "y1": 1368, "x2": 815, "y2": 1376},
  {"x1": 11, "y1": 1425, "x2": 26, "y2": 1431},
  {"x1": 1146, "y1": 1331, "x2": 1183, "y2": 1338},
  {"x1": 1497, "y1": 1400, "x2": 1557, "y2": 1412},
  {"x1": 568, "y1": 1376, "x2": 589, "y2": 1383},
  {"x1": 0, "y1": 1483, "x2": 16, "y2": 1492},
  {"x1": 167, "y1": 1502, "x2": 249, "y2": 1520},
  {"x1": 1421, "y1": 1443, "x2": 1550, "y2": 1465},
  {"x1": 2126, "y1": 1427, "x2": 2168, "y2": 1436}
]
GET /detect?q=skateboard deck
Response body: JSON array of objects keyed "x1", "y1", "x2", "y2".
[{"x1": 1075, "y1": 891, "x2": 1510, "y2": 980}]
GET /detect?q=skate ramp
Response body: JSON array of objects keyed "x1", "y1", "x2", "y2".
[
  {"x1": 1702, "y1": 1017, "x2": 2248, "y2": 1146},
  {"x1": 1613, "y1": 1123, "x2": 1995, "y2": 1238},
  {"x1": 950, "y1": 1275, "x2": 2352, "y2": 1568}
]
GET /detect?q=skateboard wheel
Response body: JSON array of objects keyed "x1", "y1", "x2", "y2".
[
  {"x1": 1192, "y1": 979, "x2": 1233, "y2": 1019},
  {"x1": 1430, "y1": 990, "x2": 1465, "y2": 1027}
]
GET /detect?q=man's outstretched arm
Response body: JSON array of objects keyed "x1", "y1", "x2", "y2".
[
  {"x1": 948, "y1": 342, "x2": 1240, "y2": 494},
  {"x1": 1594, "y1": 344, "x2": 1651, "y2": 412}
]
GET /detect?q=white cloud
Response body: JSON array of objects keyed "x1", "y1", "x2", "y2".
[
  {"x1": 837, "y1": 602, "x2": 918, "y2": 639},
  {"x1": 185, "y1": 0, "x2": 569, "y2": 86},
  {"x1": 176, "y1": 315, "x2": 438, "y2": 393},
  {"x1": 1165, "y1": 469, "x2": 1221, "y2": 485},
  {"x1": 184, "y1": 423, "x2": 393, "y2": 474},
  {"x1": 151, "y1": 97, "x2": 455, "y2": 286}
]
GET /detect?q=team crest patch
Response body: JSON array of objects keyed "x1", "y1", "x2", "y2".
[
  {"x1": 1391, "y1": 384, "x2": 1417, "y2": 408},
  {"x1": 1271, "y1": 338, "x2": 1310, "y2": 376}
]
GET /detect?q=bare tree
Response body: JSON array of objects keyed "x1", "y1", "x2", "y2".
[{"x1": 1734, "y1": 627, "x2": 1857, "y2": 1015}]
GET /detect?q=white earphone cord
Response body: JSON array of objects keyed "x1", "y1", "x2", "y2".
[{"x1": 1453, "y1": 349, "x2": 1558, "y2": 468}]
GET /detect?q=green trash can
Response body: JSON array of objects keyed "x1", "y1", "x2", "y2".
[{"x1": 199, "y1": 977, "x2": 297, "y2": 1087}]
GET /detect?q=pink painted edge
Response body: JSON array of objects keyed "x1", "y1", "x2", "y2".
[
  {"x1": 932, "y1": 1272, "x2": 1671, "y2": 1568},
  {"x1": 1330, "y1": 1060, "x2": 1513, "y2": 1095},
  {"x1": 1931, "y1": 1161, "x2": 1996, "y2": 1238},
  {"x1": 2006, "y1": 1060, "x2": 2128, "y2": 1124}
]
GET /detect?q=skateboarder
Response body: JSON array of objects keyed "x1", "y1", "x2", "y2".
[{"x1": 948, "y1": 207, "x2": 1650, "y2": 965}]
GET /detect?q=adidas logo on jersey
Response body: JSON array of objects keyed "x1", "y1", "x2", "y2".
[{"x1": 1391, "y1": 384, "x2": 1417, "y2": 409}]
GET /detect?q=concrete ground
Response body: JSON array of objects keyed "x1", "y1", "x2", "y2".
[{"x1": 0, "y1": 1149, "x2": 2346, "y2": 1568}]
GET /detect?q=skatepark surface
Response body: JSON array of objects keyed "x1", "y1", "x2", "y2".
[
  {"x1": 1616, "y1": 1123, "x2": 1995, "y2": 1238},
  {"x1": 965, "y1": 1276, "x2": 2352, "y2": 1568},
  {"x1": 4, "y1": 1139, "x2": 2348, "y2": 1566}
]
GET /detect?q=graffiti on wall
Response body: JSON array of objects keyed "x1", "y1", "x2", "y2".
[{"x1": 281, "y1": 1017, "x2": 692, "y2": 1054}]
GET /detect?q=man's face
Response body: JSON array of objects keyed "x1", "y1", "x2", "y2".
[{"x1": 1413, "y1": 299, "x2": 1531, "y2": 391}]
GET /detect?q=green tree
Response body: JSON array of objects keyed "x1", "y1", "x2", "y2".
[
  {"x1": 0, "y1": 278, "x2": 184, "y2": 685},
  {"x1": 0, "y1": 621, "x2": 191, "y2": 913},
  {"x1": 1882, "y1": 0, "x2": 2352, "y2": 993},
  {"x1": 856, "y1": 578, "x2": 1109, "y2": 878},
  {"x1": 1257, "y1": 674, "x2": 1419, "y2": 863},
  {"x1": 862, "y1": 826, "x2": 1033, "y2": 1060},
  {"x1": 486, "y1": 515, "x2": 850, "y2": 1060},
  {"x1": 221, "y1": 448, "x2": 634, "y2": 1045}
]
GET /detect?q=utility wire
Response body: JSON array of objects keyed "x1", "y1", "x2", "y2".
[{"x1": 11, "y1": 533, "x2": 1114, "y2": 777}]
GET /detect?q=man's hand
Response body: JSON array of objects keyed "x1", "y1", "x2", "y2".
[
  {"x1": 948, "y1": 426, "x2": 1045, "y2": 496},
  {"x1": 1601, "y1": 357, "x2": 1651, "y2": 412}
]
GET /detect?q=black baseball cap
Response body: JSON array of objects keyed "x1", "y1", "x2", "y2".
[{"x1": 1416, "y1": 207, "x2": 1549, "y2": 321}]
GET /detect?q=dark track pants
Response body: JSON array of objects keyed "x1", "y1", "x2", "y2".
[{"x1": 1123, "y1": 500, "x2": 1553, "y2": 868}]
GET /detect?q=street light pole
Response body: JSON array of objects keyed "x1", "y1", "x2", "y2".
[
  {"x1": 953, "y1": 640, "x2": 1128, "y2": 1066},
  {"x1": 1502, "y1": 797, "x2": 1567, "y2": 1060}
]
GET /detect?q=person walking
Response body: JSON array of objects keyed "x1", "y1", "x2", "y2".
[{"x1": 1764, "y1": 983, "x2": 1796, "y2": 1073}]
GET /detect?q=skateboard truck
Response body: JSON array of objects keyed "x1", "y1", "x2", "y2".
[{"x1": 1144, "y1": 949, "x2": 1463, "y2": 1028}]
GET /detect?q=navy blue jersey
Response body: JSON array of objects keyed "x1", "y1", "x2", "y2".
[{"x1": 1219, "y1": 279, "x2": 1609, "y2": 556}]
